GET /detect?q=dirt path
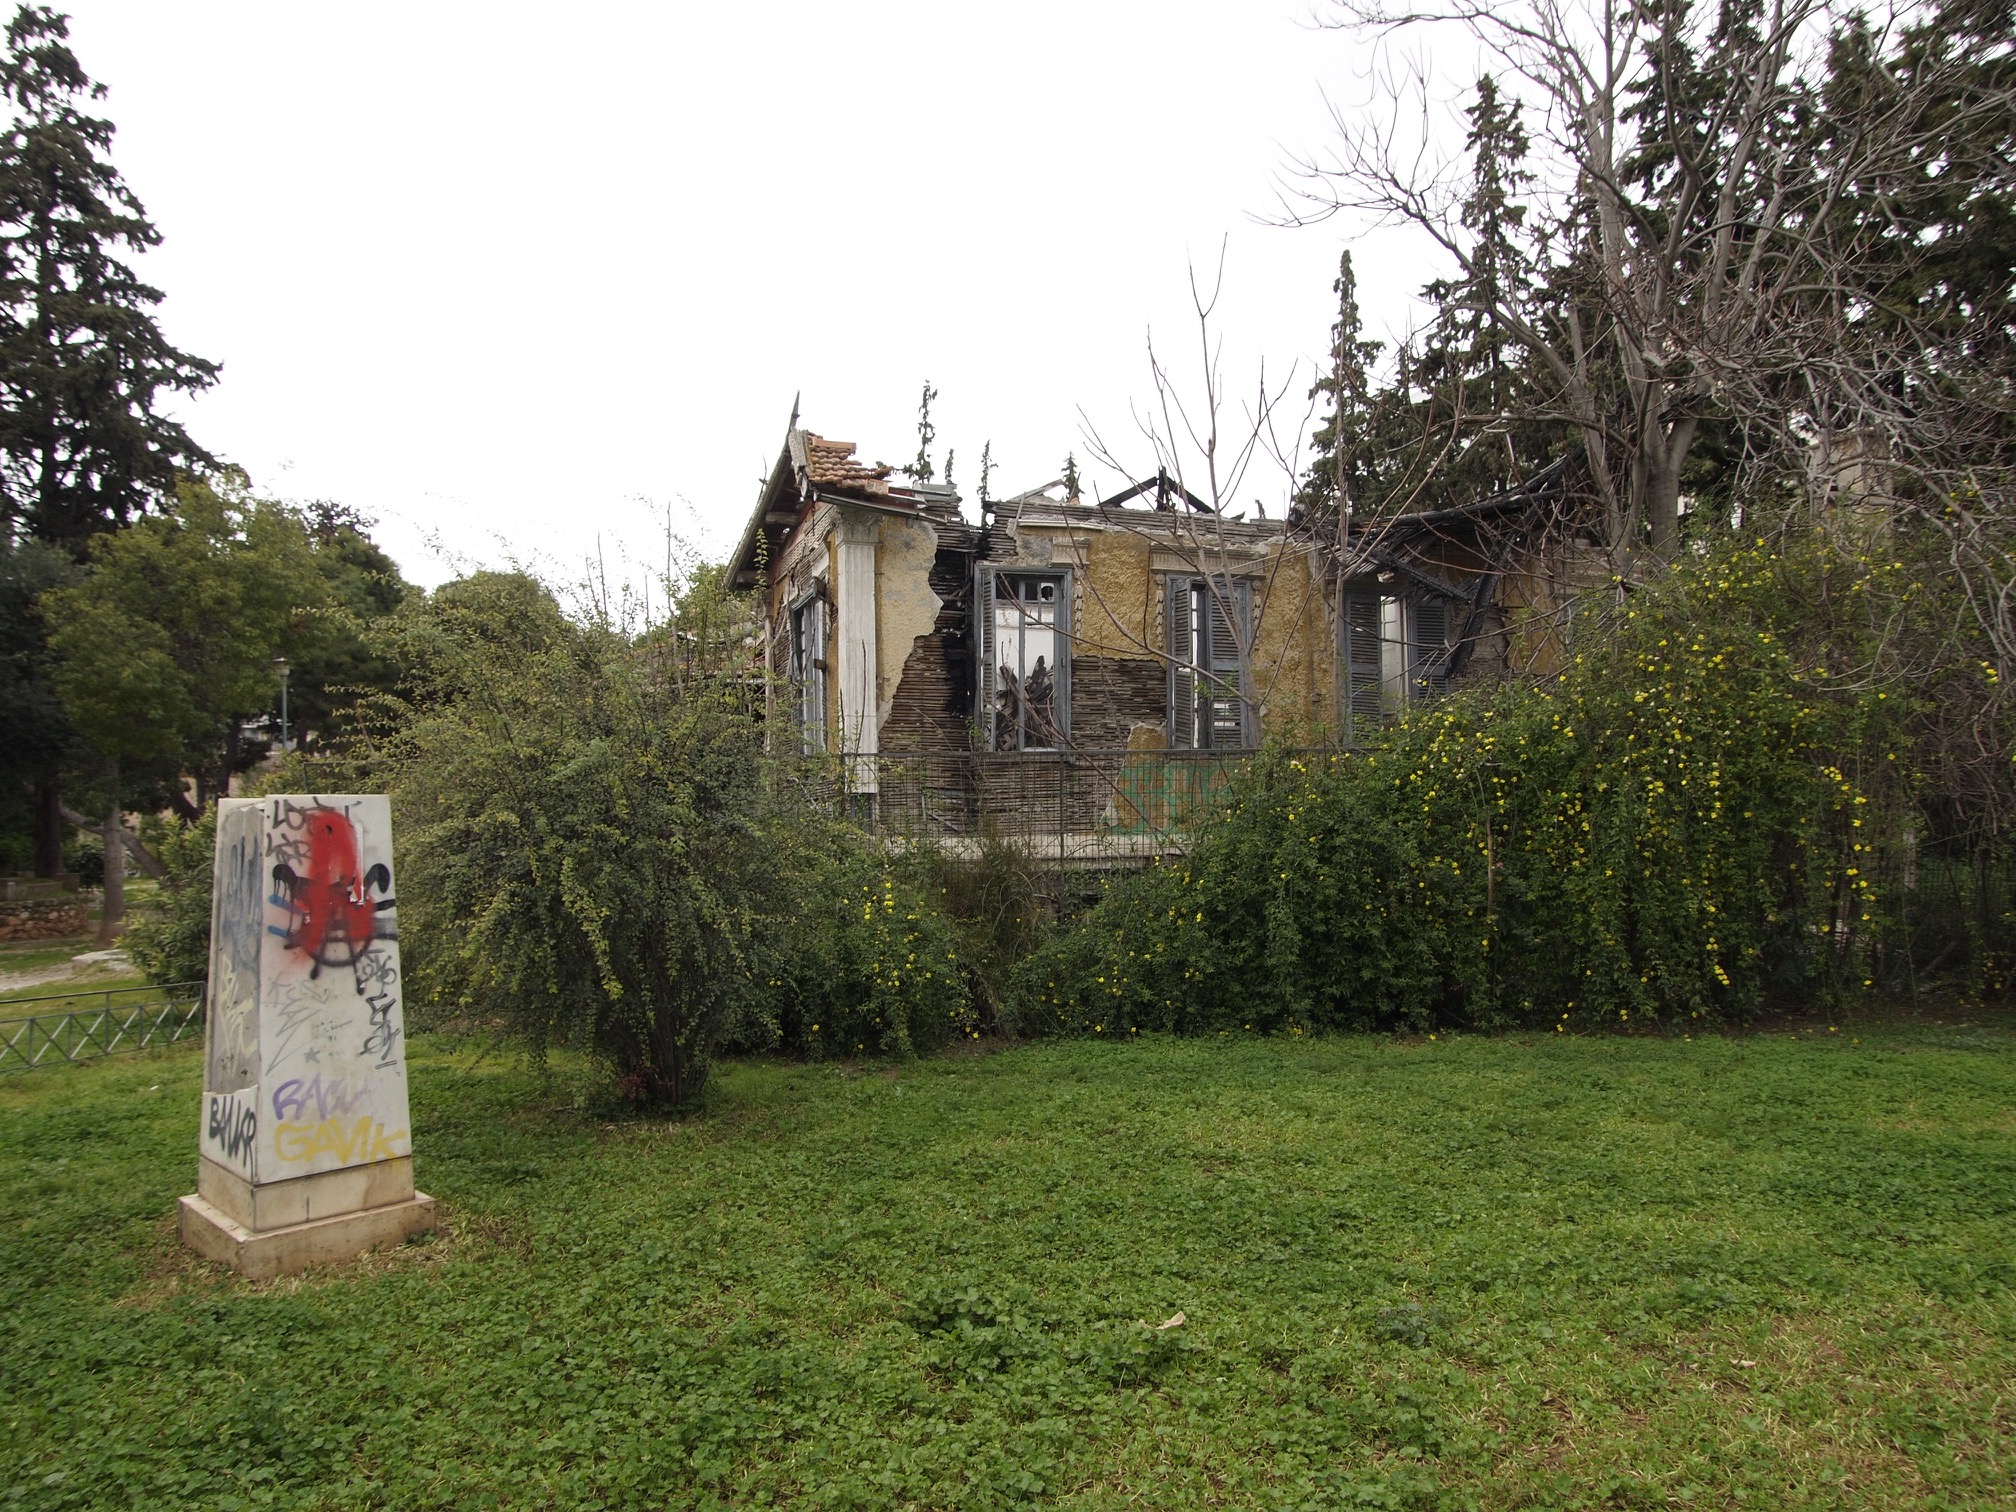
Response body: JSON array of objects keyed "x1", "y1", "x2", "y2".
[{"x1": 0, "y1": 949, "x2": 138, "y2": 997}]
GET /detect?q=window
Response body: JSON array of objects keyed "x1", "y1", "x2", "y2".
[
  {"x1": 788, "y1": 592, "x2": 827, "y2": 753},
  {"x1": 1343, "y1": 586, "x2": 1453, "y2": 737},
  {"x1": 977, "y1": 568, "x2": 1070, "y2": 750},
  {"x1": 1167, "y1": 576, "x2": 1253, "y2": 749}
]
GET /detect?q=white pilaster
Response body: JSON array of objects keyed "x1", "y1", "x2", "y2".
[{"x1": 835, "y1": 511, "x2": 880, "y2": 791}]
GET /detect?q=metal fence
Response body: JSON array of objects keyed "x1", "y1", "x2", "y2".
[
  {"x1": 0, "y1": 981, "x2": 205, "y2": 1073},
  {"x1": 791, "y1": 749, "x2": 1272, "y2": 865}
]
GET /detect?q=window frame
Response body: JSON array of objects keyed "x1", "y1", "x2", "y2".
[
  {"x1": 975, "y1": 565, "x2": 1073, "y2": 752},
  {"x1": 787, "y1": 589, "x2": 827, "y2": 754},
  {"x1": 1166, "y1": 574, "x2": 1254, "y2": 750},
  {"x1": 1341, "y1": 581, "x2": 1456, "y2": 739}
]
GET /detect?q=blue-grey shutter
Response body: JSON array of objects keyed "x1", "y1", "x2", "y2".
[
  {"x1": 1204, "y1": 579, "x2": 1250, "y2": 748},
  {"x1": 1410, "y1": 595, "x2": 1450, "y2": 699},
  {"x1": 974, "y1": 564, "x2": 997, "y2": 751},
  {"x1": 1053, "y1": 569, "x2": 1072, "y2": 744},
  {"x1": 806, "y1": 600, "x2": 828, "y2": 752},
  {"x1": 1344, "y1": 588, "x2": 1382, "y2": 739},
  {"x1": 1167, "y1": 576, "x2": 1196, "y2": 749}
]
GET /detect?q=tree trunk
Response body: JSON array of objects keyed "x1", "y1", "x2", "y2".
[
  {"x1": 216, "y1": 718, "x2": 241, "y2": 802},
  {"x1": 98, "y1": 761, "x2": 124, "y2": 946},
  {"x1": 32, "y1": 780, "x2": 63, "y2": 877},
  {"x1": 1645, "y1": 416, "x2": 1699, "y2": 564}
]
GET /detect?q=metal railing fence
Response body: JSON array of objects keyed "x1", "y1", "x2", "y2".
[
  {"x1": 783, "y1": 748, "x2": 1324, "y2": 863},
  {"x1": 0, "y1": 981, "x2": 205, "y2": 1073}
]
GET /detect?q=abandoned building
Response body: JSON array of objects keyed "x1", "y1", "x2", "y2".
[{"x1": 726, "y1": 410, "x2": 1592, "y2": 857}]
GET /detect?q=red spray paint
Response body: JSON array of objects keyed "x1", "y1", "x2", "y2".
[{"x1": 270, "y1": 805, "x2": 393, "y2": 979}]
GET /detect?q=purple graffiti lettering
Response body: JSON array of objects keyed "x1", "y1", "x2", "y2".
[{"x1": 270, "y1": 1074, "x2": 372, "y2": 1124}]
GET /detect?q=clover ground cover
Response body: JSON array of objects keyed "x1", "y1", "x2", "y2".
[{"x1": 3, "y1": 1021, "x2": 2012, "y2": 1509}]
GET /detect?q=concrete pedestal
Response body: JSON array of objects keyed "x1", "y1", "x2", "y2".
[{"x1": 178, "y1": 1155, "x2": 436, "y2": 1280}]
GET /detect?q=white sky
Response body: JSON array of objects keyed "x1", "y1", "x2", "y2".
[{"x1": 61, "y1": 1, "x2": 1458, "y2": 591}]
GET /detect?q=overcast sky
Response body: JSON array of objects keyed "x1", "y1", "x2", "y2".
[{"x1": 59, "y1": 1, "x2": 1457, "y2": 591}]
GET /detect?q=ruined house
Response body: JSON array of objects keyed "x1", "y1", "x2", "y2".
[{"x1": 726, "y1": 412, "x2": 1591, "y2": 855}]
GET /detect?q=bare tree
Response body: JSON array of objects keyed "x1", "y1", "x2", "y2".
[
  {"x1": 1073, "y1": 247, "x2": 1331, "y2": 740},
  {"x1": 1287, "y1": 0, "x2": 1838, "y2": 573}
]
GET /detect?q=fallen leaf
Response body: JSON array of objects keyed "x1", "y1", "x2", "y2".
[{"x1": 1156, "y1": 1312, "x2": 1186, "y2": 1330}]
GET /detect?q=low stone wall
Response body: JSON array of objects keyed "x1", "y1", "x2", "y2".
[{"x1": 0, "y1": 897, "x2": 89, "y2": 942}]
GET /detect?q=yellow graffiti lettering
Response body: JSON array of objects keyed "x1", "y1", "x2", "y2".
[{"x1": 272, "y1": 1117, "x2": 409, "y2": 1164}]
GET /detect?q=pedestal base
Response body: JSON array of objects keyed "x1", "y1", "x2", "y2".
[
  {"x1": 178, "y1": 1155, "x2": 437, "y2": 1279},
  {"x1": 178, "y1": 1190, "x2": 437, "y2": 1279}
]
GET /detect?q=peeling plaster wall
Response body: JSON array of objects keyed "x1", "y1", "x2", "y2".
[
  {"x1": 1247, "y1": 549, "x2": 1334, "y2": 740},
  {"x1": 1065, "y1": 528, "x2": 1155, "y2": 657},
  {"x1": 1006, "y1": 516, "x2": 1334, "y2": 746},
  {"x1": 875, "y1": 514, "x2": 945, "y2": 730},
  {"x1": 883, "y1": 533, "x2": 979, "y2": 752}
]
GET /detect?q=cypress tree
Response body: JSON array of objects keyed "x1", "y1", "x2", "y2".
[
  {"x1": 0, "y1": 4, "x2": 218, "y2": 547},
  {"x1": 1295, "y1": 249, "x2": 1381, "y2": 526},
  {"x1": 0, "y1": 4, "x2": 217, "y2": 873}
]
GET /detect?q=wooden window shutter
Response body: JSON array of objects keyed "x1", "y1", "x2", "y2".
[
  {"x1": 1344, "y1": 588, "x2": 1382, "y2": 739},
  {"x1": 1052, "y1": 569, "x2": 1073, "y2": 744},
  {"x1": 1167, "y1": 576, "x2": 1196, "y2": 748},
  {"x1": 1203, "y1": 579, "x2": 1251, "y2": 748},
  {"x1": 974, "y1": 563, "x2": 997, "y2": 750},
  {"x1": 1410, "y1": 595, "x2": 1450, "y2": 698},
  {"x1": 805, "y1": 600, "x2": 828, "y2": 752}
]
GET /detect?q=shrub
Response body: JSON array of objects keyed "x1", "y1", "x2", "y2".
[
  {"x1": 383, "y1": 576, "x2": 815, "y2": 1108},
  {"x1": 797, "y1": 860, "x2": 976, "y2": 1058},
  {"x1": 1019, "y1": 539, "x2": 1900, "y2": 1033},
  {"x1": 378, "y1": 573, "x2": 980, "y2": 1103},
  {"x1": 124, "y1": 808, "x2": 214, "y2": 986}
]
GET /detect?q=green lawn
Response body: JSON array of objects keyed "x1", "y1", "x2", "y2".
[{"x1": 3, "y1": 1021, "x2": 2013, "y2": 1510}]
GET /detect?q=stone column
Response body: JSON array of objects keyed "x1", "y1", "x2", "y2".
[{"x1": 178, "y1": 795, "x2": 435, "y2": 1278}]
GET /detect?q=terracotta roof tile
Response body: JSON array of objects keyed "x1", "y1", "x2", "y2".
[{"x1": 803, "y1": 432, "x2": 892, "y2": 495}]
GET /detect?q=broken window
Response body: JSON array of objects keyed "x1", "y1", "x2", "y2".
[
  {"x1": 788, "y1": 592, "x2": 827, "y2": 754},
  {"x1": 977, "y1": 568, "x2": 1070, "y2": 751},
  {"x1": 1167, "y1": 576, "x2": 1253, "y2": 749},
  {"x1": 1343, "y1": 586, "x2": 1453, "y2": 739}
]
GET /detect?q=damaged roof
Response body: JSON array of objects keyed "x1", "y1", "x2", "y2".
[
  {"x1": 803, "y1": 435, "x2": 892, "y2": 496},
  {"x1": 728, "y1": 408, "x2": 942, "y2": 591}
]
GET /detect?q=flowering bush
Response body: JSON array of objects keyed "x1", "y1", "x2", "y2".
[
  {"x1": 1018, "y1": 539, "x2": 1921, "y2": 1034},
  {"x1": 784, "y1": 861, "x2": 976, "y2": 1059}
]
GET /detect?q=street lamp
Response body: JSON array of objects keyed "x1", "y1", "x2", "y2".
[{"x1": 272, "y1": 656, "x2": 291, "y2": 752}]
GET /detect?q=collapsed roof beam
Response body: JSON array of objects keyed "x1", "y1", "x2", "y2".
[{"x1": 1098, "y1": 468, "x2": 1214, "y2": 513}]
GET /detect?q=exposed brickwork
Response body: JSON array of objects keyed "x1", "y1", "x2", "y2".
[
  {"x1": 1068, "y1": 655, "x2": 1168, "y2": 749},
  {"x1": 882, "y1": 540, "x2": 978, "y2": 752}
]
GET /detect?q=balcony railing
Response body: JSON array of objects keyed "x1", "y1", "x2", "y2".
[{"x1": 791, "y1": 748, "x2": 1272, "y2": 862}]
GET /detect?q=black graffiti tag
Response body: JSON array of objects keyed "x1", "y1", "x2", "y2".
[{"x1": 207, "y1": 1095, "x2": 257, "y2": 1164}]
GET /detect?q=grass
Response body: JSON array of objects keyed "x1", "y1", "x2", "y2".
[{"x1": 2, "y1": 1018, "x2": 2013, "y2": 1510}]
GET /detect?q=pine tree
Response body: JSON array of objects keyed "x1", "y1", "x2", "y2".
[
  {"x1": 0, "y1": 6, "x2": 218, "y2": 874},
  {"x1": 978, "y1": 440, "x2": 994, "y2": 506},
  {"x1": 1453, "y1": 74, "x2": 1531, "y2": 434},
  {"x1": 1404, "y1": 74, "x2": 1541, "y2": 510},
  {"x1": 0, "y1": 5, "x2": 218, "y2": 547},
  {"x1": 1294, "y1": 249, "x2": 1381, "y2": 526}
]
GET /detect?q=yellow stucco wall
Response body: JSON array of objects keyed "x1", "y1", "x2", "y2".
[
  {"x1": 875, "y1": 514, "x2": 943, "y2": 727},
  {"x1": 1014, "y1": 520, "x2": 1335, "y2": 743},
  {"x1": 1068, "y1": 528, "x2": 1156, "y2": 656},
  {"x1": 1248, "y1": 549, "x2": 1335, "y2": 740}
]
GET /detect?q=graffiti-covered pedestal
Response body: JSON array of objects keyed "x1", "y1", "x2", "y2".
[{"x1": 178, "y1": 795, "x2": 435, "y2": 1278}]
